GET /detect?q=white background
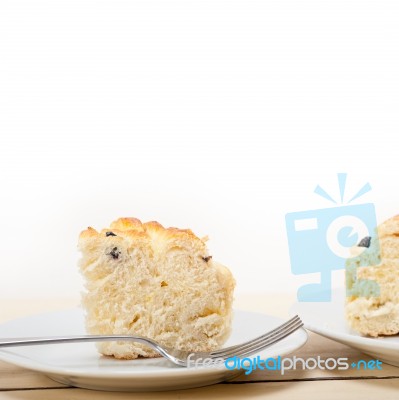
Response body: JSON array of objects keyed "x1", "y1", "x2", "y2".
[{"x1": 0, "y1": 1, "x2": 398, "y2": 299}]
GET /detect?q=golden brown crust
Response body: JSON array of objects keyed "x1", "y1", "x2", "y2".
[
  {"x1": 79, "y1": 227, "x2": 99, "y2": 238},
  {"x1": 378, "y1": 214, "x2": 399, "y2": 238},
  {"x1": 79, "y1": 217, "x2": 205, "y2": 244},
  {"x1": 110, "y1": 217, "x2": 144, "y2": 231}
]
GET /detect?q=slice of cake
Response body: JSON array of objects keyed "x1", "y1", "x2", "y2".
[
  {"x1": 78, "y1": 217, "x2": 235, "y2": 359},
  {"x1": 346, "y1": 215, "x2": 399, "y2": 337}
]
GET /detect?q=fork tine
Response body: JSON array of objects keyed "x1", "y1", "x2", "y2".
[
  {"x1": 220, "y1": 319, "x2": 303, "y2": 360},
  {"x1": 231, "y1": 318, "x2": 303, "y2": 358},
  {"x1": 215, "y1": 320, "x2": 303, "y2": 362},
  {"x1": 226, "y1": 319, "x2": 303, "y2": 359},
  {"x1": 210, "y1": 315, "x2": 301, "y2": 357},
  {"x1": 212, "y1": 317, "x2": 303, "y2": 360},
  {"x1": 234, "y1": 320, "x2": 303, "y2": 358}
]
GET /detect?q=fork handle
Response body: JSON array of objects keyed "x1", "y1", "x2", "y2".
[{"x1": 0, "y1": 335, "x2": 154, "y2": 348}]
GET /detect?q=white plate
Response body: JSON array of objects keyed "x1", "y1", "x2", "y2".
[
  {"x1": 0, "y1": 309, "x2": 307, "y2": 392},
  {"x1": 292, "y1": 289, "x2": 399, "y2": 367}
]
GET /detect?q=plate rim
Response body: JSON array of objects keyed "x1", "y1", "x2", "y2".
[{"x1": 291, "y1": 288, "x2": 399, "y2": 351}]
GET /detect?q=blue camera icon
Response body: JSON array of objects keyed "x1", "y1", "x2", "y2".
[{"x1": 286, "y1": 203, "x2": 379, "y2": 302}]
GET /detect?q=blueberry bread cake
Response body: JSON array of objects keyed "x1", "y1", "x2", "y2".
[
  {"x1": 78, "y1": 218, "x2": 235, "y2": 359},
  {"x1": 346, "y1": 215, "x2": 399, "y2": 337}
]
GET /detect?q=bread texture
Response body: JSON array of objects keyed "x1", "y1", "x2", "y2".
[
  {"x1": 346, "y1": 215, "x2": 399, "y2": 337},
  {"x1": 78, "y1": 218, "x2": 235, "y2": 359}
]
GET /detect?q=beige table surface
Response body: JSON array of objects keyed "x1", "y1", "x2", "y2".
[{"x1": 1, "y1": 294, "x2": 399, "y2": 399}]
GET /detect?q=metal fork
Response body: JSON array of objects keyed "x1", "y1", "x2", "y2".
[{"x1": 0, "y1": 315, "x2": 304, "y2": 367}]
